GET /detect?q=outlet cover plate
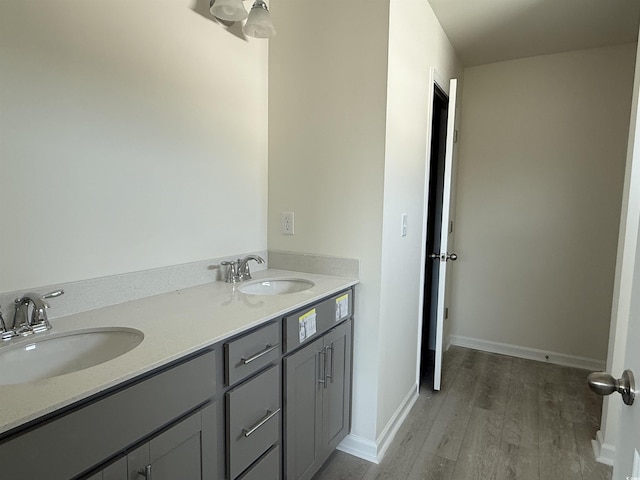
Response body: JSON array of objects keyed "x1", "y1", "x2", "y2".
[{"x1": 282, "y1": 212, "x2": 294, "y2": 235}]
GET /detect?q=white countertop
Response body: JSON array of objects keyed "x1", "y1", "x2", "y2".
[{"x1": 0, "y1": 269, "x2": 357, "y2": 436}]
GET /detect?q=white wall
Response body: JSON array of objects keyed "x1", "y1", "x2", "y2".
[
  {"x1": 450, "y1": 45, "x2": 635, "y2": 363},
  {"x1": 378, "y1": 0, "x2": 462, "y2": 436},
  {"x1": 268, "y1": 0, "x2": 390, "y2": 443},
  {"x1": 269, "y1": 0, "x2": 462, "y2": 452},
  {"x1": 0, "y1": 0, "x2": 268, "y2": 293}
]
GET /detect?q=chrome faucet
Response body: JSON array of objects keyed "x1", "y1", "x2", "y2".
[
  {"x1": 221, "y1": 255, "x2": 265, "y2": 283},
  {"x1": 12, "y1": 290, "x2": 64, "y2": 336},
  {"x1": 0, "y1": 306, "x2": 13, "y2": 341},
  {"x1": 238, "y1": 255, "x2": 265, "y2": 281}
]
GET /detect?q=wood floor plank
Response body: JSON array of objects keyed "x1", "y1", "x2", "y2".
[
  {"x1": 450, "y1": 407, "x2": 503, "y2": 480},
  {"x1": 362, "y1": 389, "x2": 448, "y2": 480},
  {"x1": 406, "y1": 452, "x2": 455, "y2": 480},
  {"x1": 574, "y1": 421, "x2": 613, "y2": 480},
  {"x1": 502, "y1": 360, "x2": 539, "y2": 449},
  {"x1": 312, "y1": 451, "x2": 370, "y2": 480},
  {"x1": 494, "y1": 441, "x2": 539, "y2": 480},
  {"x1": 421, "y1": 394, "x2": 473, "y2": 461},
  {"x1": 538, "y1": 380, "x2": 580, "y2": 454},
  {"x1": 446, "y1": 366, "x2": 483, "y2": 406},
  {"x1": 474, "y1": 354, "x2": 513, "y2": 413},
  {"x1": 538, "y1": 447, "x2": 583, "y2": 480}
]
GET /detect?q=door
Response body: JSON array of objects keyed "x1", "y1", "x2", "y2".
[
  {"x1": 127, "y1": 404, "x2": 216, "y2": 480},
  {"x1": 86, "y1": 457, "x2": 127, "y2": 480},
  {"x1": 611, "y1": 51, "x2": 640, "y2": 479},
  {"x1": 433, "y1": 78, "x2": 458, "y2": 391},
  {"x1": 613, "y1": 257, "x2": 640, "y2": 478},
  {"x1": 421, "y1": 76, "x2": 458, "y2": 391},
  {"x1": 284, "y1": 337, "x2": 324, "y2": 480},
  {"x1": 421, "y1": 84, "x2": 449, "y2": 384},
  {"x1": 322, "y1": 320, "x2": 352, "y2": 454}
]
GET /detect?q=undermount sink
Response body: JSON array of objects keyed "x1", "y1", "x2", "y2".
[
  {"x1": 0, "y1": 327, "x2": 144, "y2": 386},
  {"x1": 239, "y1": 278, "x2": 315, "y2": 295}
]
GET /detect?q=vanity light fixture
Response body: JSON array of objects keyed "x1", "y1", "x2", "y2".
[
  {"x1": 209, "y1": 0, "x2": 248, "y2": 22},
  {"x1": 209, "y1": 0, "x2": 276, "y2": 38},
  {"x1": 242, "y1": 0, "x2": 276, "y2": 38}
]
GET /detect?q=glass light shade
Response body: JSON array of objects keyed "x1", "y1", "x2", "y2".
[
  {"x1": 242, "y1": 0, "x2": 276, "y2": 38},
  {"x1": 210, "y1": 0, "x2": 249, "y2": 22}
]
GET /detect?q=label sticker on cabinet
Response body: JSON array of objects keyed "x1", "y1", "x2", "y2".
[
  {"x1": 299, "y1": 309, "x2": 317, "y2": 342},
  {"x1": 335, "y1": 294, "x2": 349, "y2": 321}
]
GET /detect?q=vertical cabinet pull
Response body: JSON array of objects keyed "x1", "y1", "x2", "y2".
[
  {"x1": 326, "y1": 345, "x2": 334, "y2": 383},
  {"x1": 138, "y1": 465, "x2": 152, "y2": 479},
  {"x1": 318, "y1": 349, "x2": 326, "y2": 385}
]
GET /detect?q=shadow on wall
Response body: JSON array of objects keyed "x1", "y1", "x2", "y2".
[{"x1": 191, "y1": 0, "x2": 249, "y2": 41}]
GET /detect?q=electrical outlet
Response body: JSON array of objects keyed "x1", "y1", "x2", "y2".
[{"x1": 282, "y1": 212, "x2": 294, "y2": 235}]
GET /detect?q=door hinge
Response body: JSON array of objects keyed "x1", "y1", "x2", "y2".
[
  {"x1": 454, "y1": 130, "x2": 459, "y2": 144},
  {"x1": 445, "y1": 307, "x2": 449, "y2": 320}
]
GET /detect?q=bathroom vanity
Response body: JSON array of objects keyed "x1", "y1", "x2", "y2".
[{"x1": 0, "y1": 271, "x2": 356, "y2": 480}]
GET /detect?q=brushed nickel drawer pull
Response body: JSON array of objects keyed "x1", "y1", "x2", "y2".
[
  {"x1": 243, "y1": 408, "x2": 281, "y2": 437},
  {"x1": 318, "y1": 349, "x2": 326, "y2": 385},
  {"x1": 326, "y1": 345, "x2": 334, "y2": 383},
  {"x1": 241, "y1": 344, "x2": 280, "y2": 365},
  {"x1": 138, "y1": 465, "x2": 152, "y2": 479}
]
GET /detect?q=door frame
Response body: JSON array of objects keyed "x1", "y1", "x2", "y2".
[
  {"x1": 596, "y1": 39, "x2": 640, "y2": 468},
  {"x1": 415, "y1": 67, "x2": 452, "y2": 389}
]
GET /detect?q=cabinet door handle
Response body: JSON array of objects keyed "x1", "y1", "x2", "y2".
[
  {"x1": 138, "y1": 465, "x2": 152, "y2": 479},
  {"x1": 326, "y1": 345, "x2": 334, "y2": 384},
  {"x1": 241, "y1": 344, "x2": 280, "y2": 365},
  {"x1": 318, "y1": 349, "x2": 326, "y2": 385},
  {"x1": 243, "y1": 408, "x2": 281, "y2": 437}
]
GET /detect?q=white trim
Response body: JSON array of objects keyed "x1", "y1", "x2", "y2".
[
  {"x1": 592, "y1": 429, "x2": 616, "y2": 466},
  {"x1": 337, "y1": 384, "x2": 419, "y2": 464},
  {"x1": 416, "y1": 67, "x2": 439, "y2": 389},
  {"x1": 449, "y1": 335, "x2": 606, "y2": 371},
  {"x1": 337, "y1": 434, "x2": 379, "y2": 464}
]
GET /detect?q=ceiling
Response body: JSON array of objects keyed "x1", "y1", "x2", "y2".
[{"x1": 427, "y1": 0, "x2": 640, "y2": 66}]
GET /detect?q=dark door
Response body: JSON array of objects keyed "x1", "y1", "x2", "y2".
[{"x1": 420, "y1": 85, "x2": 449, "y2": 386}]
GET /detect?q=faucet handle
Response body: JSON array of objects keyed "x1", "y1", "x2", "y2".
[
  {"x1": 0, "y1": 305, "x2": 16, "y2": 340},
  {"x1": 43, "y1": 289, "x2": 64, "y2": 300},
  {"x1": 221, "y1": 261, "x2": 240, "y2": 283}
]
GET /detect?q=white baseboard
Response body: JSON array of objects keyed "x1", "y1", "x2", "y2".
[
  {"x1": 449, "y1": 335, "x2": 606, "y2": 371},
  {"x1": 592, "y1": 430, "x2": 616, "y2": 466},
  {"x1": 337, "y1": 434, "x2": 379, "y2": 464},
  {"x1": 337, "y1": 384, "x2": 419, "y2": 464}
]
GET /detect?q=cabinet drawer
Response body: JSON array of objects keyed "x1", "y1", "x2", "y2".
[
  {"x1": 0, "y1": 349, "x2": 216, "y2": 480},
  {"x1": 226, "y1": 365, "x2": 281, "y2": 479},
  {"x1": 225, "y1": 321, "x2": 280, "y2": 387},
  {"x1": 237, "y1": 445, "x2": 280, "y2": 480},
  {"x1": 284, "y1": 289, "x2": 353, "y2": 354}
]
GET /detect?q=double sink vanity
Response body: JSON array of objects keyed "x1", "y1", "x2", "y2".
[{"x1": 0, "y1": 268, "x2": 357, "y2": 480}]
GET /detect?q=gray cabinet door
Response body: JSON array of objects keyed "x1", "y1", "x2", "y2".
[
  {"x1": 322, "y1": 319, "x2": 352, "y2": 453},
  {"x1": 283, "y1": 336, "x2": 324, "y2": 480},
  {"x1": 86, "y1": 457, "x2": 127, "y2": 480},
  {"x1": 127, "y1": 403, "x2": 217, "y2": 480}
]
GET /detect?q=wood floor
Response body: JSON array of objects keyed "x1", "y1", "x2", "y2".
[{"x1": 312, "y1": 346, "x2": 612, "y2": 480}]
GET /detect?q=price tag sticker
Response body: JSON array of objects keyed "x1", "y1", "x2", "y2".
[
  {"x1": 335, "y1": 294, "x2": 349, "y2": 321},
  {"x1": 298, "y1": 308, "x2": 317, "y2": 342}
]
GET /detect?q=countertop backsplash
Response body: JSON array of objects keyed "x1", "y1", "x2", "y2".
[{"x1": 0, "y1": 251, "x2": 269, "y2": 325}]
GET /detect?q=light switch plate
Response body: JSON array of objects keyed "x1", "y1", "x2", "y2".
[{"x1": 400, "y1": 213, "x2": 408, "y2": 237}]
